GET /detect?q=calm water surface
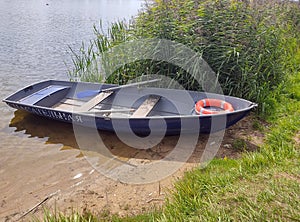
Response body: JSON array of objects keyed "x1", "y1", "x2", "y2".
[{"x1": 0, "y1": 0, "x2": 142, "y2": 219}]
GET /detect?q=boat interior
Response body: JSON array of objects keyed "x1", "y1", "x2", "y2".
[{"x1": 4, "y1": 80, "x2": 254, "y2": 119}]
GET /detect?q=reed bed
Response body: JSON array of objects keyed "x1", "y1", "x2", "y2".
[{"x1": 68, "y1": 0, "x2": 300, "y2": 115}]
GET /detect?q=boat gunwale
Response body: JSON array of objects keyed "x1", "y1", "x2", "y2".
[
  {"x1": 3, "y1": 99, "x2": 257, "y2": 120},
  {"x1": 3, "y1": 79, "x2": 258, "y2": 120}
]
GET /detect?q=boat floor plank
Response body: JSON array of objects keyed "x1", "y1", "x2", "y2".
[
  {"x1": 53, "y1": 96, "x2": 180, "y2": 117},
  {"x1": 53, "y1": 103, "x2": 75, "y2": 111},
  {"x1": 54, "y1": 101, "x2": 134, "y2": 116},
  {"x1": 53, "y1": 97, "x2": 117, "y2": 110},
  {"x1": 60, "y1": 98, "x2": 84, "y2": 106}
]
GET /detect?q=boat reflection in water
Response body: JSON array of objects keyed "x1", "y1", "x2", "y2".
[
  {"x1": 10, "y1": 110, "x2": 78, "y2": 150},
  {"x1": 9, "y1": 110, "x2": 186, "y2": 162}
]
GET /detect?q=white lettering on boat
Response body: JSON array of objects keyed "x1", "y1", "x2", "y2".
[
  {"x1": 12, "y1": 103, "x2": 84, "y2": 123},
  {"x1": 75, "y1": 115, "x2": 83, "y2": 123},
  {"x1": 68, "y1": 115, "x2": 75, "y2": 121}
]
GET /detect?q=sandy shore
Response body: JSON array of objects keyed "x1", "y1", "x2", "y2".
[{"x1": 0, "y1": 114, "x2": 264, "y2": 221}]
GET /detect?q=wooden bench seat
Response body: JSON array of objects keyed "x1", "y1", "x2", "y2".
[
  {"x1": 131, "y1": 95, "x2": 161, "y2": 118},
  {"x1": 74, "y1": 91, "x2": 113, "y2": 112}
]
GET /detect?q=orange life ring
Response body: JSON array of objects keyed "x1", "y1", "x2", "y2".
[{"x1": 195, "y1": 98, "x2": 234, "y2": 115}]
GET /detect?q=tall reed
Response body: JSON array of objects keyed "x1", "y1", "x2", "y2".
[{"x1": 68, "y1": 0, "x2": 300, "y2": 114}]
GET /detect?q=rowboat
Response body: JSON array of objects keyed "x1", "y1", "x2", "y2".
[{"x1": 3, "y1": 79, "x2": 257, "y2": 135}]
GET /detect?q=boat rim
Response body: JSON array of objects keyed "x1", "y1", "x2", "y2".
[
  {"x1": 2, "y1": 79, "x2": 258, "y2": 120},
  {"x1": 3, "y1": 100, "x2": 258, "y2": 120}
]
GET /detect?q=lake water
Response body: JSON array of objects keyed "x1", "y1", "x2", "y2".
[{"x1": 0, "y1": 0, "x2": 142, "y2": 220}]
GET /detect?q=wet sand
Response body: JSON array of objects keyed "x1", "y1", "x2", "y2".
[{"x1": 0, "y1": 110, "x2": 264, "y2": 221}]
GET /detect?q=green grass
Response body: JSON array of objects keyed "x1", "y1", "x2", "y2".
[
  {"x1": 157, "y1": 70, "x2": 300, "y2": 221},
  {"x1": 34, "y1": 208, "x2": 157, "y2": 222}
]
